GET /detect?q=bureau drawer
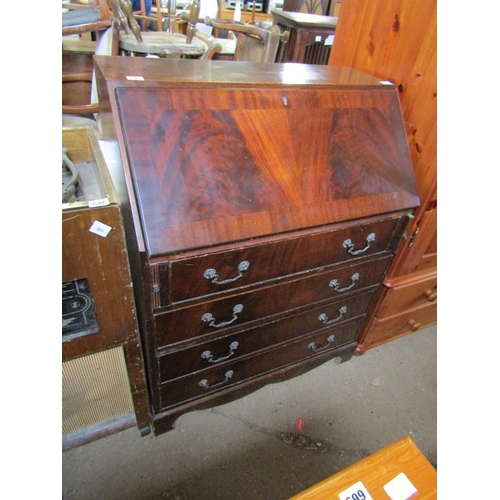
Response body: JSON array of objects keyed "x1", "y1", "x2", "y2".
[
  {"x1": 158, "y1": 319, "x2": 363, "y2": 410},
  {"x1": 154, "y1": 256, "x2": 390, "y2": 347},
  {"x1": 157, "y1": 295, "x2": 373, "y2": 381},
  {"x1": 154, "y1": 215, "x2": 405, "y2": 305},
  {"x1": 378, "y1": 272, "x2": 437, "y2": 319},
  {"x1": 360, "y1": 302, "x2": 437, "y2": 350}
]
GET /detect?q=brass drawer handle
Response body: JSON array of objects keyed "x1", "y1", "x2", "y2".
[
  {"x1": 318, "y1": 306, "x2": 347, "y2": 325},
  {"x1": 198, "y1": 370, "x2": 234, "y2": 389},
  {"x1": 202, "y1": 304, "x2": 244, "y2": 328},
  {"x1": 329, "y1": 273, "x2": 360, "y2": 293},
  {"x1": 204, "y1": 261, "x2": 250, "y2": 285},
  {"x1": 308, "y1": 334, "x2": 335, "y2": 353},
  {"x1": 343, "y1": 233, "x2": 376, "y2": 256},
  {"x1": 201, "y1": 341, "x2": 240, "y2": 363},
  {"x1": 424, "y1": 289, "x2": 437, "y2": 302}
]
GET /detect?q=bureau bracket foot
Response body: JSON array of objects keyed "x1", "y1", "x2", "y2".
[{"x1": 139, "y1": 426, "x2": 151, "y2": 437}]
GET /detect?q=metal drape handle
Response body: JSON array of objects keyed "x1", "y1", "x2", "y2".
[
  {"x1": 308, "y1": 334, "x2": 335, "y2": 353},
  {"x1": 204, "y1": 261, "x2": 250, "y2": 285},
  {"x1": 202, "y1": 304, "x2": 244, "y2": 328},
  {"x1": 201, "y1": 341, "x2": 240, "y2": 363},
  {"x1": 318, "y1": 306, "x2": 347, "y2": 325},
  {"x1": 329, "y1": 273, "x2": 360, "y2": 293},
  {"x1": 198, "y1": 370, "x2": 234, "y2": 389},
  {"x1": 343, "y1": 233, "x2": 376, "y2": 255}
]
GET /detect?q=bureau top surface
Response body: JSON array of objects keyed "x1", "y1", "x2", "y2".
[
  {"x1": 95, "y1": 57, "x2": 384, "y2": 88},
  {"x1": 95, "y1": 58, "x2": 419, "y2": 257}
]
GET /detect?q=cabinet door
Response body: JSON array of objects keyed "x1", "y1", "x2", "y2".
[
  {"x1": 396, "y1": 206, "x2": 437, "y2": 276},
  {"x1": 328, "y1": 0, "x2": 437, "y2": 207}
]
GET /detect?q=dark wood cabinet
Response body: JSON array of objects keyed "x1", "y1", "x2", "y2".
[
  {"x1": 273, "y1": 10, "x2": 337, "y2": 64},
  {"x1": 95, "y1": 57, "x2": 419, "y2": 434}
]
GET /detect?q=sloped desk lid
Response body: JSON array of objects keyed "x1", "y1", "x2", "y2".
[{"x1": 95, "y1": 58, "x2": 419, "y2": 257}]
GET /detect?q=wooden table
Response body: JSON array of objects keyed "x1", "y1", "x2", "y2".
[{"x1": 290, "y1": 436, "x2": 437, "y2": 499}]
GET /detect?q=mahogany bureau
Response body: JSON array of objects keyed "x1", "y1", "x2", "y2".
[{"x1": 94, "y1": 57, "x2": 420, "y2": 435}]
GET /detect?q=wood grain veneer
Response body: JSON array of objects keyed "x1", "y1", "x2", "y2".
[{"x1": 95, "y1": 58, "x2": 420, "y2": 434}]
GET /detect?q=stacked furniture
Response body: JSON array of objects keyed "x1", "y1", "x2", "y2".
[{"x1": 94, "y1": 57, "x2": 420, "y2": 434}]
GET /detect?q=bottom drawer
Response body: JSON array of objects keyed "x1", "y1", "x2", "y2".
[
  {"x1": 359, "y1": 302, "x2": 436, "y2": 351},
  {"x1": 152, "y1": 341, "x2": 357, "y2": 435},
  {"x1": 159, "y1": 317, "x2": 364, "y2": 411}
]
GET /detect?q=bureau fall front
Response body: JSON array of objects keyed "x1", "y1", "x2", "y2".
[{"x1": 95, "y1": 57, "x2": 420, "y2": 435}]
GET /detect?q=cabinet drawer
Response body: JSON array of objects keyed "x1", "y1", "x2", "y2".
[
  {"x1": 154, "y1": 256, "x2": 390, "y2": 347},
  {"x1": 378, "y1": 273, "x2": 437, "y2": 319},
  {"x1": 158, "y1": 297, "x2": 372, "y2": 381},
  {"x1": 158, "y1": 320, "x2": 362, "y2": 410},
  {"x1": 155, "y1": 215, "x2": 404, "y2": 305},
  {"x1": 361, "y1": 302, "x2": 437, "y2": 350}
]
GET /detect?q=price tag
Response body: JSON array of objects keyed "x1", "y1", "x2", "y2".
[
  {"x1": 383, "y1": 473, "x2": 417, "y2": 500},
  {"x1": 88, "y1": 198, "x2": 110, "y2": 208},
  {"x1": 89, "y1": 220, "x2": 112, "y2": 238},
  {"x1": 338, "y1": 481, "x2": 374, "y2": 500}
]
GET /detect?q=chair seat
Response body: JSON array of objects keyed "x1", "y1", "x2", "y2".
[
  {"x1": 62, "y1": 8, "x2": 101, "y2": 27},
  {"x1": 120, "y1": 32, "x2": 206, "y2": 57}
]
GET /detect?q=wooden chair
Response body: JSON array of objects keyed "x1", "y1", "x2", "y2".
[
  {"x1": 62, "y1": 23, "x2": 119, "y2": 135},
  {"x1": 108, "y1": 0, "x2": 144, "y2": 41},
  {"x1": 62, "y1": 0, "x2": 123, "y2": 119},
  {"x1": 128, "y1": 0, "x2": 172, "y2": 32},
  {"x1": 115, "y1": 0, "x2": 223, "y2": 59},
  {"x1": 62, "y1": 0, "x2": 112, "y2": 36},
  {"x1": 62, "y1": 0, "x2": 119, "y2": 131},
  {"x1": 203, "y1": 17, "x2": 289, "y2": 62}
]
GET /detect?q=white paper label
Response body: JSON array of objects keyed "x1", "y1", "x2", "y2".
[
  {"x1": 338, "y1": 481, "x2": 374, "y2": 500},
  {"x1": 383, "y1": 472, "x2": 418, "y2": 500},
  {"x1": 126, "y1": 75, "x2": 145, "y2": 81},
  {"x1": 88, "y1": 198, "x2": 110, "y2": 208},
  {"x1": 89, "y1": 220, "x2": 112, "y2": 238}
]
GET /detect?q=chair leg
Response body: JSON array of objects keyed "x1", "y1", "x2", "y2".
[{"x1": 156, "y1": 0, "x2": 164, "y2": 31}]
